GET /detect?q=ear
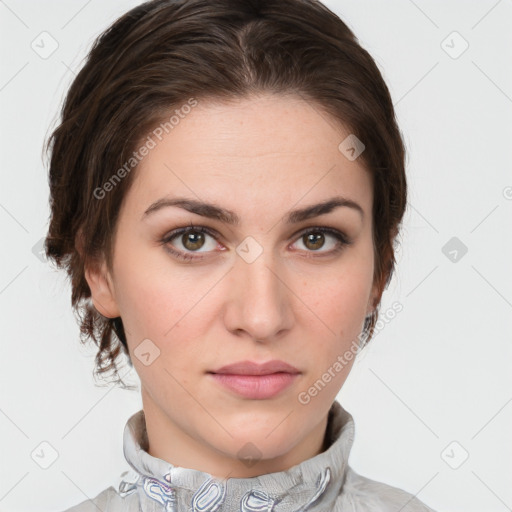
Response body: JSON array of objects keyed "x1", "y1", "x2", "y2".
[
  {"x1": 77, "y1": 230, "x2": 120, "y2": 318},
  {"x1": 84, "y1": 259, "x2": 121, "y2": 318},
  {"x1": 366, "y1": 227, "x2": 399, "y2": 316},
  {"x1": 366, "y1": 275, "x2": 383, "y2": 317}
]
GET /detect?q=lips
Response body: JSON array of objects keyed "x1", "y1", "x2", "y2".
[
  {"x1": 209, "y1": 359, "x2": 300, "y2": 376},
  {"x1": 207, "y1": 360, "x2": 301, "y2": 399}
]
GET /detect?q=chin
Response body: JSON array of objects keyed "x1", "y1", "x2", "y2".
[
  {"x1": 223, "y1": 433, "x2": 296, "y2": 464},
  {"x1": 223, "y1": 416, "x2": 303, "y2": 454}
]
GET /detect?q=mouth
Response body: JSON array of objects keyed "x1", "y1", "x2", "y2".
[
  {"x1": 207, "y1": 372, "x2": 300, "y2": 400},
  {"x1": 207, "y1": 360, "x2": 301, "y2": 399},
  {"x1": 209, "y1": 359, "x2": 300, "y2": 376}
]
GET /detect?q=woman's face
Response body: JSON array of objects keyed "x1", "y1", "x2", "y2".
[{"x1": 87, "y1": 94, "x2": 378, "y2": 478}]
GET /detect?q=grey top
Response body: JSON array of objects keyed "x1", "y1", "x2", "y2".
[{"x1": 60, "y1": 400, "x2": 437, "y2": 511}]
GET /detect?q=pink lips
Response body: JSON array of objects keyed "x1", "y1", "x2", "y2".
[{"x1": 208, "y1": 360, "x2": 300, "y2": 399}]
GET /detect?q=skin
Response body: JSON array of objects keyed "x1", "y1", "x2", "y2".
[{"x1": 85, "y1": 93, "x2": 380, "y2": 480}]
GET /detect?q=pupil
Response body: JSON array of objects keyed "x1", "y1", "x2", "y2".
[
  {"x1": 305, "y1": 233, "x2": 324, "y2": 250},
  {"x1": 183, "y1": 231, "x2": 204, "y2": 250}
]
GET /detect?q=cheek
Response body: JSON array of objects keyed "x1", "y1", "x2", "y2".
[
  {"x1": 306, "y1": 267, "x2": 372, "y2": 330},
  {"x1": 299, "y1": 278, "x2": 368, "y2": 388},
  {"x1": 113, "y1": 249, "x2": 217, "y2": 348},
  {"x1": 111, "y1": 247, "x2": 177, "y2": 335}
]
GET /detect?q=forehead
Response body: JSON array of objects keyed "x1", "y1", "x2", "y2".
[{"x1": 125, "y1": 94, "x2": 372, "y2": 221}]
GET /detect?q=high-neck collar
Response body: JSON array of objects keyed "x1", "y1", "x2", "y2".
[{"x1": 120, "y1": 400, "x2": 355, "y2": 511}]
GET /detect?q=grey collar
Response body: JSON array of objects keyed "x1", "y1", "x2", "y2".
[{"x1": 120, "y1": 400, "x2": 354, "y2": 511}]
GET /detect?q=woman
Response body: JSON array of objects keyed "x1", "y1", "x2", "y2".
[{"x1": 46, "y1": 0, "x2": 437, "y2": 510}]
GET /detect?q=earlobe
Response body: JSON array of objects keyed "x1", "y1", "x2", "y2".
[{"x1": 84, "y1": 260, "x2": 121, "y2": 319}]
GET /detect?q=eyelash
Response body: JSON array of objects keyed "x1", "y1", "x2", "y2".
[{"x1": 160, "y1": 223, "x2": 352, "y2": 262}]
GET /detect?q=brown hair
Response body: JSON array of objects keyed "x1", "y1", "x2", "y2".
[{"x1": 44, "y1": 0, "x2": 407, "y2": 388}]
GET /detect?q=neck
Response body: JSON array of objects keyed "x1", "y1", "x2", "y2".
[
  {"x1": 122, "y1": 399, "x2": 355, "y2": 512},
  {"x1": 141, "y1": 391, "x2": 330, "y2": 479}
]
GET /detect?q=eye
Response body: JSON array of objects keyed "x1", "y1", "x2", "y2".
[
  {"x1": 290, "y1": 227, "x2": 351, "y2": 257},
  {"x1": 161, "y1": 224, "x2": 221, "y2": 261},
  {"x1": 160, "y1": 224, "x2": 351, "y2": 262}
]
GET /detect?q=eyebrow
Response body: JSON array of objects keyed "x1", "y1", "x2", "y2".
[{"x1": 142, "y1": 196, "x2": 364, "y2": 224}]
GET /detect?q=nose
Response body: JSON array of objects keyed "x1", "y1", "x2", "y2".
[{"x1": 222, "y1": 245, "x2": 294, "y2": 343}]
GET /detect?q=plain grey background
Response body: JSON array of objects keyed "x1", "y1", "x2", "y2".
[{"x1": 0, "y1": 1, "x2": 511, "y2": 511}]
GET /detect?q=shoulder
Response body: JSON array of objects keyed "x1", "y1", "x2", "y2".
[
  {"x1": 57, "y1": 485, "x2": 139, "y2": 512},
  {"x1": 335, "y1": 466, "x2": 438, "y2": 512}
]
